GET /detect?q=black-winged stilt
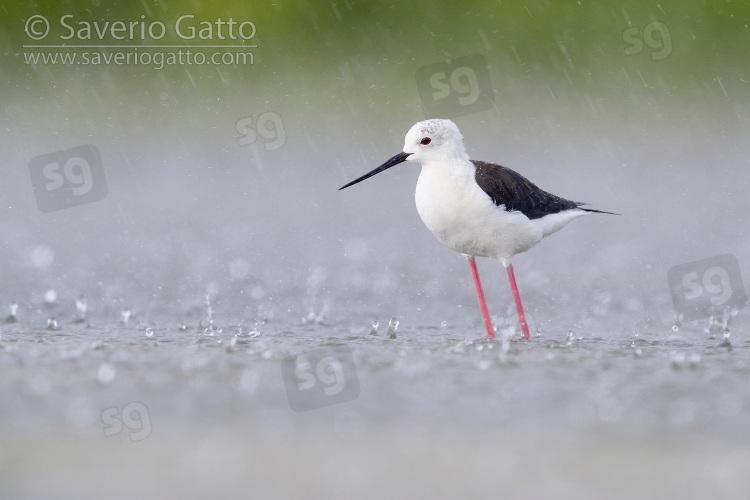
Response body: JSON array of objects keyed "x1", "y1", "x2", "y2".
[{"x1": 340, "y1": 119, "x2": 616, "y2": 339}]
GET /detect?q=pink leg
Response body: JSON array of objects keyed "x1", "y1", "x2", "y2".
[
  {"x1": 506, "y1": 264, "x2": 530, "y2": 339},
  {"x1": 467, "y1": 256, "x2": 495, "y2": 338}
]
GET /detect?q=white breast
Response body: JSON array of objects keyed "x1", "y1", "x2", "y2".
[{"x1": 414, "y1": 161, "x2": 546, "y2": 266}]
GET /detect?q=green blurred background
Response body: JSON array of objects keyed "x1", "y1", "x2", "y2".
[{"x1": 3, "y1": 0, "x2": 748, "y2": 120}]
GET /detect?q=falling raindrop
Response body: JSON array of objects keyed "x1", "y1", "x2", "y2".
[{"x1": 387, "y1": 317, "x2": 399, "y2": 339}]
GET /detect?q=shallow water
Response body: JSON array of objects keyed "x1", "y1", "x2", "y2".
[
  {"x1": 2, "y1": 2, "x2": 749, "y2": 496},
  {"x1": 1, "y1": 310, "x2": 749, "y2": 499}
]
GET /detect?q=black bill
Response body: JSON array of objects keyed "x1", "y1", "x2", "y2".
[{"x1": 339, "y1": 151, "x2": 412, "y2": 190}]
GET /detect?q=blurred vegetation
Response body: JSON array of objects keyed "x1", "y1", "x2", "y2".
[{"x1": 0, "y1": 0, "x2": 748, "y2": 123}]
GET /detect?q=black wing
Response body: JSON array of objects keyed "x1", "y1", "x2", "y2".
[{"x1": 473, "y1": 160, "x2": 594, "y2": 220}]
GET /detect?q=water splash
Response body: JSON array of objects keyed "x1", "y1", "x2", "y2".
[
  {"x1": 203, "y1": 294, "x2": 221, "y2": 336},
  {"x1": 369, "y1": 320, "x2": 379, "y2": 336},
  {"x1": 74, "y1": 295, "x2": 87, "y2": 323},
  {"x1": 177, "y1": 322, "x2": 188, "y2": 332},
  {"x1": 4, "y1": 303, "x2": 18, "y2": 323},
  {"x1": 121, "y1": 308, "x2": 132, "y2": 326},
  {"x1": 235, "y1": 325, "x2": 260, "y2": 338},
  {"x1": 302, "y1": 266, "x2": 329, "y2": 324},
  {"x1": 386, "y1": 318, "x2": 399, "y2": 339},
  {"x1": 705, "y1": 309, "x2": 733, "y2": 340},
  {"x1": 145, "y1": 327, "x2": 154, "y2": 338},
  {"x1": 46, "y1": 317, "x2": 58, "y2": 330}
]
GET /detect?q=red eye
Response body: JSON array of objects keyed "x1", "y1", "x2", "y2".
[{"x1": 420, "y1": 137, "x2": 431, "y2": 145}]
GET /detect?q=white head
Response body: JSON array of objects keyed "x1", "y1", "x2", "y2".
[
  {"x1": 339, "y1": 119, "x2": 468, "y2": 190},
  {"x1": 402, "y1": 119, "x2": 468, "y2": 165}
]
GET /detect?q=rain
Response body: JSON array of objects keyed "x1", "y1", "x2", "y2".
[{"x1": 1, "y1": 1, "x2": 749, "y2": 498}]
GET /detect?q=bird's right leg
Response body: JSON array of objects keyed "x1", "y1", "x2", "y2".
[{"x1": 467, "y1": 256, "x2": 495, "y2": 338}]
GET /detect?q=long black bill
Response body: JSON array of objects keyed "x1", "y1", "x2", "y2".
[{"x1": 339, "y1": 151, "x2": 411, "y2": 190}]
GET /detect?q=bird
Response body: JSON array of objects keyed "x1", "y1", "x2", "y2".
[{"x1": 339, "y1": 119, "x2": 616, "y2": 339}]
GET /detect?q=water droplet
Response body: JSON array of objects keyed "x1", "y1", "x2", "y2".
[
  {"x1": 46, "y1": 317, "x2": 58, "y2": 330},
  {"x1": 476, "y1": 360, "x2": 491, "y2": 370},
  {"x1": 44, "y1": 289, "x2": 57, "y2": 305},
  {"x1": 235, "y1": 327, "x2": 260, "y2": 338},
  {"x1": 145, "y1": 327, "x2": 154, "y2": 337},
  {"x1": 671, "y1": 324, "x2": 679, "y2": 332},
  {"x1": 177, "y1": 322, "x2": 188, "y2": 331},
  {"x1": 74, "y1": 295, "x2": 87, "y2": 323},
  {"x1": 97, "y1": 363, "x2": 116, "y2": 384},
  {"x1": 203, "y1": 294, "x2": 218, "y2": 336},
  {"x1": 387, "y1": 317, "x2": 399, "y2": 339},
  {"x1": 4, "y1": 303, "x2": 18, "y2": 323},
  {"x1": 121, "y1": 308, "x2": 132, "y2": 326},
  {"x1": 440, "y1": 321, "x2": 447, "y2": 327},
  {"x1": 723, "y1": 330, "x2": 731, "y2": 340}
]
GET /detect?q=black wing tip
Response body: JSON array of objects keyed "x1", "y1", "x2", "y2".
[
  {"x1": 580, "y1": 207, "x2": 620, "y2": 216},
  {"x1": 574, "y1": 202, "x2": 619, "y2": 215}
]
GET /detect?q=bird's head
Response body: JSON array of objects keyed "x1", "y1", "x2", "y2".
[
  {"x1": 339, "y1": 119, "x2": 467, "y2": 191},
  {"x1": 402, "y1": 119, "x2": 467, "y2": 165}
]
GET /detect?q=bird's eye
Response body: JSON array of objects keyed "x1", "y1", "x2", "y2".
[{"x1": 420, "y1": 137, "x2": 431, "y2": 145}]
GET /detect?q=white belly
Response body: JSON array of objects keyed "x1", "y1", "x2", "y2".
[{"x1": 414, "y1": 166, "x2": 544, "y2": 265}]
